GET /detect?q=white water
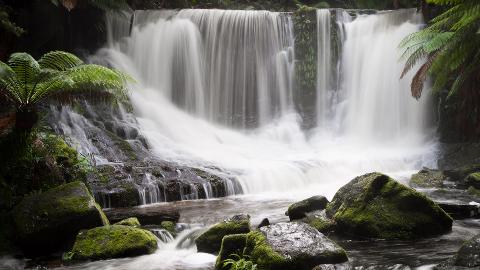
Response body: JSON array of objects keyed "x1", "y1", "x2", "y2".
[
  {"x1": 96, "y1": 8, "x2": 437, "y2": 201},
  {"x1": 316, "y1": 9, "x2": 332, "y2": 127}
]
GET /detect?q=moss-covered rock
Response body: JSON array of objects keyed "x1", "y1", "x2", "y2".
[
  {"x1": 241, "y1": 223, "x2": 347, "y2": 270},
  {"x1": 410, "y1": 169, "x2": 446, "y2": 188},
  {"x1": 65, "y1": 225, "x2": 158, "y2": 262},
  {"x1": 13, "y1": 181, "x2": 108, "y2": 256},
  {"x1": 454, "y1": 234, "x2": 480, "y2": 267},
  {"x1": 299, "y1": 212, "x2": 336, "y2": 234},
  {"x1": 196, "y1": 214, "x2": 251, "y2": 254},
  {"x1": 286, "y1": 195, "x2": 329, "y2": 220},
  {"x1": 160, "y1": 221, "x2": 176, "y2": 235},
  {"x1": 215, "y1": 234, "x2": 248, "y2": 270},
  {"x1": 464, "y1": 172, "x2": 480, "y2": 189},
  {"x1": 326, "y1": 173, "x2": 453, "y2": 239},
  {"x1": 114, "y1": 217, "x2": 140, "y2": 228},
  {"x1": 444, "y1": 164, "x2": 480, "y2": 182}
]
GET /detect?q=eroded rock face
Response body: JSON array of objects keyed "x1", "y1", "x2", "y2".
[
  {"x1": 242, "y1": 222, "x2": 348, "y2": 270},
  {"x1": 64, "y1": 225, "x2": 157, "y2": 262},
  {"x1": 327, "y1": 172, "x2": 453, "y2": 239},
  {"x1": 286, "y1": 195, "x2": 329, "y2": 220},
  {"x1": 13, "y1": 181, "x2": 108, "y2": 256},
  {"x1": 196, "y1": 214, "x2": 251, "y2": 254}
]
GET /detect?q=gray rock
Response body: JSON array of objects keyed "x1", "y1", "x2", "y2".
[
  {"x1": 455, "y1": 234, "x2": 480, "y2": 267},
  {"x1": 410, "y1": 168, "x2": 446, "y2": 188}
]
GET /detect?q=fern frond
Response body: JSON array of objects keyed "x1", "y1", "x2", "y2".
[{"x1": 38, "y1": 51, "x2": 84, "y2": 71}]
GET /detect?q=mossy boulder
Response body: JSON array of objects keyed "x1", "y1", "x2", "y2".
[
  {"x1": 215, "y1": 234, "x2": 248, "y2": 270},
  {"x1": 241, "y1": 223, "x2": 347, "y2": 270},
  {"x1": 464, "y1": 172, "x2": 480, "y2": 189},
  {"x1": 444, "y1": 164, "x2": 480, "y2": 182},
  {"x1": 410, "y1": 168, "x2": 446, "y2": 188},
  {"x1": 114, "y1": 217, "x2": 140, "y2": 228},
  {"x1": 13, "y1": 181, "x2": 109, "y2": 256},
  {"x1": 160, "y1": 221, "x2": 176, "y2": 235},
  {"x1": 326, "y1": 173, "x2": 453, "y2": 239},
  {"x1": 435, "y1": 234, "x2": 480, "y2": 269},
  {"x1": 286, "y1": 195, "x2": 329, "y2": 220},
  {"x1": 196, "y1": 214, "x2": 251, "y2": 254},
  {"x1": 65, "y1": 225, "x2": 158, "y2": 262}
]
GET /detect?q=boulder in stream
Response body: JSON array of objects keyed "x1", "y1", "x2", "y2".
[
  {"x1": 196, "y1": 214, "x2": 251, "y2": 254},
  {"x1": 64, "y1": 225, "x2": 158, "y2": 262},
  {"x1": 327, "y1": 172, "x2": 453, "y2": 239},
  {"x1": 217, "y1": 222, "x2": 347, "y2": 270},
  {"x1": 13, "y1": 181, "x2": 108, "y2": 256},
  {"x1": 286, "y1": 195, "x2": 329, "y2": 220},
  {"x1": 435, "y1": 234, "x2": 480, "y2": 269},
  {"x1": 410, "y1": 168, "x2": 447, "y2": 188}
]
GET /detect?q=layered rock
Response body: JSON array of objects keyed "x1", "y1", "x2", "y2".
[{"x1": 327, "y1": 173, "x2": 453, "y2": 239}]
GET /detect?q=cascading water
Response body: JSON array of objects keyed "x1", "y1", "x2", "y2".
[{"x1": 96, "y1": 8, "x2": 437, "y2": 201}]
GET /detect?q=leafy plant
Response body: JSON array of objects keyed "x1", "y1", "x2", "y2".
[
  {"x1": 400, "y1": 0, "x2": 480, "y2": 99},
  {"x1": 0, "y1": 51, "x2": 131, "y2": 130},
  {"x1": 223, "y1": 254, "x2": 258, "y2": 270}
]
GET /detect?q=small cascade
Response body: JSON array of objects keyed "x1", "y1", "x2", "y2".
[
  {"x1": 202, "y1": 182, "x2": 213, "y2": 199},
  {"x1": 150, "y1": 229, "x2": 175, "y2": 243},
  {"x1": 137, "y1": 173, "x2": 164, "y2": 205}
]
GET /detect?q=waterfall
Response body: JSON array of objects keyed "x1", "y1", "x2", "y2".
[
  {"x1": 90, "y1": 8, "x2": 437, "y2": 199},
  {"x1": 316, "y1": 9, "x2": 332, "y2": 127}
]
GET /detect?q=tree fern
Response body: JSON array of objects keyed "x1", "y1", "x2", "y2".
[{"x1": 0, "y1": 50, "x2": 132, "y2": 130}]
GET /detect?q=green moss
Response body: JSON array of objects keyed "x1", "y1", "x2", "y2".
[
  {"x1": 66, "y1": 225, "x2": 158, "y2": 262},
  {"x1": 301, "y1": 216, "x2": 335, "y2": 233},
  {"x1": 196, "y1": 217, "x2": 251, "y2": 254},
  {"x1": 465, "y1": 172, "x2": 480, "y2": 189},
  {"x1": 467, "y1": 186, "x2": 480, "y2": 197},
  {"x1": 215, "y1": 234, "x2": 248, "y2": 270},
  {"x1": 328, "y1": 173, "x2": 453, "y2": 239},
  {"x1": 115, "y1": 217, "x2": 140, "y2": 227},
  {"x1": 244, "y1": 231, "x2": 286, "y2": 270},
  {"x1": 161, "y1": 221, "x2": 176, "y2": 234}
]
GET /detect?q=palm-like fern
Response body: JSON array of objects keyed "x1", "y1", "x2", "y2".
[
  {"x1": 400, "y1": 0, "x2": 480, "y2": 100},
  {"x1": 0, "y1": 51, "x2": 131, "y2": 129}
]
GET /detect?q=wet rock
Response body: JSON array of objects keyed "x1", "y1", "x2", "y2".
[
  {"x1": 114, "y1": 217, "x2": 141, "y2": 227},
  {"x1": 455, "y1": 234, "x2": 480, "y2": 267},
  {"x1": 13, "y1": 181, "x2": 108, "y2": 256},
  {"x1": 312, "y1": 263, "x2": 352, "y2": 270},
  {"x1": 105, "y1": 205, "x2": 179, "y2": 225},
  {"x1": 160, "y1": 221, "x2": 176, "y2": 235},
  {"x1": 258, "y1": 218, "x2": 270, "y2": 229},
  {"x1": 464, "y1": 172, "x2": 480, "y2": 189},
  {"x1": 196, "y1": 214, "x2": 251, "y2": 254},
  {"x1": 410, "y1": 168, "x2": 446, "y2": 188},
  {"x1": 64, "y1": 225, "x2": 157, "y2": 262},
  {"x1": 444, "y1": 164, "x2": 480, "y2": 184},
  {"x1": 286, "y1": 195, "x2": 329, "y2": 220},
  {"x1": 243, "y1": 223, "x2": 348, "y2": 270},
  {"x1": 326, "y1": 173, "x2": 453, "y2": 239},
  {"x1": 215, "y1": 234, "x2": 248, "y2": 270},
  {"x1": 435, "y1": 234, "x2": 480, "y2": 269},
  {"x1": 438, "y1": 202, "x2": 480, "y2": 219}
]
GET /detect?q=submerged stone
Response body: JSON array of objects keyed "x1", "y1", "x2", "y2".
[
  {"x1": 327, "y1": 172, "x2": 453, "y2": 239},
  {"x1": 196, "y1": 214, "x2": 251, "y2": 254},
  {"x1": 65, "y1": 225, "x2": 158, "y2": 262},
  {"x1": 114, "y1": 217, "x2": 141, "y2": 227},
  {"x1": 13, "y1": 181, "x2": 108, "y2": 256},
  {"x1": 286, "y1": 195, "x2": 329, "y2": 220},
  {"x1": 243, "y1": 223, "x2": 347, "y2": 270}
]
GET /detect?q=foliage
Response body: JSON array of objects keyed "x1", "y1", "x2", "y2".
[
  {"x1": 400, "y1": 0, "x2": 480, "y2": 136},
  {"x1": 400, "y1": 0, "x2": 480, "y2": 98},
  {"x1": 0, "y1": 51, "x2": 131, "y2": 112},
  {"x1": 223, "y1": 254, "x2": 258, "y2": 270},
  {"x1": 49, "y1": 0, "x2": 129, "y2": 11}
]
